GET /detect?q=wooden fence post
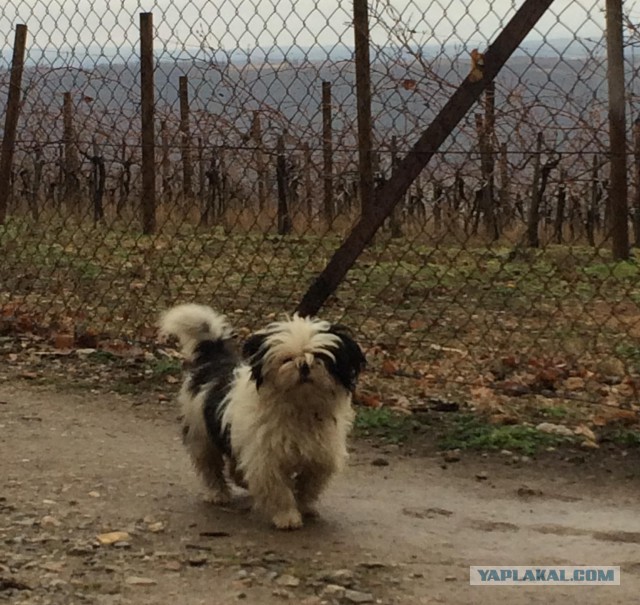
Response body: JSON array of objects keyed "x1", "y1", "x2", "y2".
[
  {"x1": 606, "y1": 0, "x2": 629, "y2": 259},
  {"x1": 90, "y1": 136, "x2": 105, "y2": 223},
  {"x1": 303, "y1": 141, "x2": 313, "y2": 220},
  {"x1": 160, "y1": 119, "x2": 171, "y2": 196},
  {"x1": 276, "y1": 134, "x2": 292, "y2": 235},
  {"x1": 0, "y1": 24, "x2": 27, "y2": 224},
  {"x1": 62, "y1": 92, "x2": 81, "y2": 209},
  {"x1": 140, "y1": 12, "x2": 156, "y2": 234},
  {"x1": 322, "y1": 81, "x2": 334, "y2": 226},
  {"x1": 388, "y1": 136, "x2": 403, "y2": 238},
  {"x1": 179, "y1": 75, "x2": 193, "y2": 198},
  {"x1": 251, "y1": 111, "x2": 267, "y2": 211},
  {"x1": 633, "y1": 116, "x2": 640, "y2": 246},
  {"x1": 353, "y1": 0, "x2": 374, "y2": 216}
]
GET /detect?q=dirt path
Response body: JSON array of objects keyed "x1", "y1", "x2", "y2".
[{"x1": 1, "y1": 384, "x2": 638, "y2": 604}]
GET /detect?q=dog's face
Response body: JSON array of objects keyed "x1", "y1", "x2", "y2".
[{"x1": 243, "y1": 315, "x2": 365, "y2": 395}]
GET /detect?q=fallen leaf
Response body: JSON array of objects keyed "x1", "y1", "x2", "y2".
[
  {"x1": 356, "y1": 392, "x2": 382, "y2": 408},
  {"x1": 53, "y1": 333, "x2": 74, "y2": 350},
  {"x1": 381, "y1": 359, "x2": 399, "y2": 377},
  {"x1": 591, "y1": 407, "x2": 638, "y2": 427},
  {"x1": 147, "y1": 521, "x2": 165, "y2": 533},
  {"x1": 125, "y1": 576, "x2": 157, "y2": 586},
  {"x1": 564, "y1": 376, "x2": 585, "y2": 391},
  {"x1": 574, "y1": 424, "x2": 597, "y2": 442},
  {"x1": 96, "y1": 531, "x2": 130, "y2": 545}
]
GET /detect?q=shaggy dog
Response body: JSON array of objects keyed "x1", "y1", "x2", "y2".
[{"x1": 159, "y1": 304, "x2": 365, "y2": 529}]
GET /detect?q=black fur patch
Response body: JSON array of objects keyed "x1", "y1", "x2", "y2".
[
  {"x1": 242, "y1": 332, "x2": 268, "y2": 388},
  {"x1": 188, "y1": 339, "x2": 237, "y2": 457},
  {"x1": 324, "y1": 325, "x2": 366, "y2": 390}
]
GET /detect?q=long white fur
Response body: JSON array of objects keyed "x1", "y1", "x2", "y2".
[
  {"x1": 158, "y1": 303, "x2": 232, "y2": 358},
  {"x1": 223, "y1": 365, "x2": 354, "y2": 529}
]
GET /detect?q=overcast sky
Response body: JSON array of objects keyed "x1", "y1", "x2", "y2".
[{"x1": 0, "y1": 0, "x2": 608, "y2": 62}]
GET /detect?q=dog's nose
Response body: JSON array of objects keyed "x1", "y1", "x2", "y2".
[{"x1": 299, "y1": 362, "x2": 310, "y2": 377}]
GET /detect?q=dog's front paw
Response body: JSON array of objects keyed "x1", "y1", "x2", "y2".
[
  {"x1": 203, "y1": 488, "x2": 232, "y2": 505},
  {"x1": 272, "y1": 508, "x2": 303, "y2": 530}
]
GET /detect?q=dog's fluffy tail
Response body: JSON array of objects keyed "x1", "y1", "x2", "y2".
[{"x1": 159, "y1": 304, "x2": 233, "y2": 359}]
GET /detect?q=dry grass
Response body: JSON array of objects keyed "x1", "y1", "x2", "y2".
[{"x1": 1, "y1": 212, "x2": 640, "y2": 431}]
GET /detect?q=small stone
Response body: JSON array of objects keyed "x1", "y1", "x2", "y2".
[
  {"x1": 357, "y1": 561, "x2": 386, "y2": 569},
  {"x1": 272, "y1": 588, "x2": 292, "y2": 599},
  {"x1": 536, "y1": 422, "x2": 574, "y2": 437},
  {"x1": 236, "y1": 569, "x2": 250, "y2": 580},
  {"x1": 321, "y1": 584, "x2": 346, "y2": 599},
  {"x1": 343, "y1": 588, "x2": 374, "y2": 603},
  {"x1": 475, "y1": 471, "x2": 488, "y2": 481},
  {"x1": 88, "y1": 491, "x2": 101, "y2": 498},
  {"x1": 67, "y1": 544, "x2": 94, "y2": 556},
  {"x1": 517, "y1": 486, "x2": 542, "y2": 498},
  {"x1": 322, "y1": 569, "x2": 355, "y2": 586},
  {"x1": 125, "y1": 576, "x2": 157, "y2": 586},
  {"x1": 163, "y1": 561, "x2": 182, "y2": 571},
  {"x1": 236, "y1": 592, "x2": 247, "y2": 600},
  {"x1": 187, "y1": 555, "x2": 208, "y2": 567},
  {"x1": 41, "y1": 515, "x2": 61, "y2": 527},
  {"x1": 276, "y1": 574, "x2": 300, "y2": 587},
  {"x1": 445, "y1": 575, "x2": 457, "y2": 582},
  {"x1": 371, "y1": 458, "x2": 389, "y2": 467},
  {"x1": 442, "y1": 450, "x2": 461, "y2": 463}
]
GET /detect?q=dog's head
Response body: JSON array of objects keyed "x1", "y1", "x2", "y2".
[{"x1": 242, "y1": 315, "x2": 365, "y2": 394}]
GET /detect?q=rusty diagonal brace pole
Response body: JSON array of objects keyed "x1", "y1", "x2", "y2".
[{"x1": 297, "y1": 0, "x2": 558, "y2": 317}]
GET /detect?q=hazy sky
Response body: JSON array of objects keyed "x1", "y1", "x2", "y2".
[{"x1": 0, "y1": 0, "x2": 608, "y2": 61}]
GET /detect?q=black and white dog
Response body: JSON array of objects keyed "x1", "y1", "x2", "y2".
[{"x1": 159, "y1": 304, "x2": 366, "y2": 529}]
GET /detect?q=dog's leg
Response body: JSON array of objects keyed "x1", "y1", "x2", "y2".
[
  {"x1": 184, "y1": 425, "x2": 231, "y2": 505},
  {"x1": 296, "y1": 467, "x2": 332, "y2": 518},
  {"x1": 197, "y1": 446, "x2": 232, "y2": 505},
  {"x1": 247, "y1": 468, "x2": 302, "y2": 530},
  {"x1": 228, "y1": 456, "x2": 248, "y2": 489}
]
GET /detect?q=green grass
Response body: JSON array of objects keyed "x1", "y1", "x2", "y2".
[
  {"x1": 605, "y1": 429, "x2": 640, "y2": 447},
  {"x1": 149, "y1": 357, "x2": 182, "y2": 377},
  {"x1": 539, "y1": 405, "x2": 569, "y2": 420},
  {"x1": 438, "y1": 415, "x2": 574, "y2": 455},
  {"x1": 354, "y1": 408, "x2": 422, "y2": 444}
]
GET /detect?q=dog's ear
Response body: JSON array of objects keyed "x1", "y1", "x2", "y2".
[
  {"x1": 242, "y1": 332, "x2": 268, "y2": 388},
  {"x1": 327, "y1": 325, "x2": 366, "y2": 391}
]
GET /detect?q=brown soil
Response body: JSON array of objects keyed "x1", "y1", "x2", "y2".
[{"x1": 1, "y1": 384, "x2": 638, "y2": 604}]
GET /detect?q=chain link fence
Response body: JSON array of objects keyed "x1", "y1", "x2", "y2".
[{"x1": 1, "y1": 0, "x2": 640, "y2": 415}]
